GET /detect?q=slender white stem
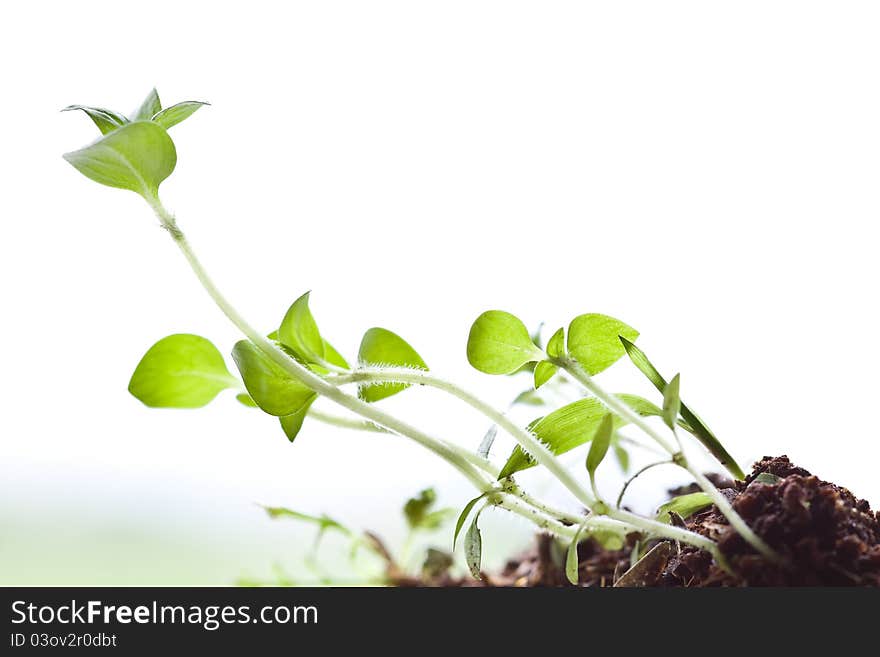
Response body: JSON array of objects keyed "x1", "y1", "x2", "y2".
[{"x1": 331, "y1": 367, "x2": 597, "y2": 509}]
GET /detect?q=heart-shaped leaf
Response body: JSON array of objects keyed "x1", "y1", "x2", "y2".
[
  {"x1": 128, "y1": 334, "x2": 237, "y2": 408},
  {"x1": 533, "y1": 361, "x2": 558, "y2": 389},
  {"x1": 63, "y1": 120, "x2": 176, "y2": 200},
  {"x1": 467, "y1": 310, "x2": 545, "y2": 375},
  {"x1": 567, "y1": 314, "x2": 638, "y2": 375},
  {"x1": 278, "y1": 292, "x2": 325, "y2": 363},
  {"x1": 357, "y1": 328, "x2": 427, "y2": 402},
  {"x1": 231, "y1": 340, "x2": 316, "y2": 416}
]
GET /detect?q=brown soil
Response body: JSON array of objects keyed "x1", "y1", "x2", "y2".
[{"x1": 392, "y1": 456, "x2": 880, "y2": 587}]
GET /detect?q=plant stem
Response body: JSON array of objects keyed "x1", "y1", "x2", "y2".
[
  {"x1": 556, "y1": 357, "x2": 779, "y2": 563},
  {"x1": 331, "y1": 367, "x2": 597, "y2": 509},
  {"x1": 616, "y1": 460, "x2": 672, "y2": 509},
  {"x1": 148, "y1": 198, "x2": 493, "y2": 494}
]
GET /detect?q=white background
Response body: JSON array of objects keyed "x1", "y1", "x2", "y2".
[{"x1": 2, "y1": 1, "x2": 879, "y2": 583}]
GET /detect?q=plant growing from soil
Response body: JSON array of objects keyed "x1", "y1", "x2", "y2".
[{"x1": 63, "y1": 90, "x2": 878, "y2": 586}]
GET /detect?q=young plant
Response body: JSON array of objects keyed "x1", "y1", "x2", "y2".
[{"x1": 63, "y1": 90, "x2": 781, "y2": 584}]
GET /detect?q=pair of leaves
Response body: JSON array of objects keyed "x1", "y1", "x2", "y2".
[
  {"x1": 63, "y1": 89, "x2": 206, "y2": 201},
  {"x1": 499, "y1": 394, "x2": 672, "y2": 478},
  {"x1": 467, "y1": 311, "x2": 638, "y2": 392},
  {"x1": 620, "y1": 337, "x2": 745, "y2": 480},
  {"x1": 452, "y1": 493, "x2": 491, "y2": 579}
]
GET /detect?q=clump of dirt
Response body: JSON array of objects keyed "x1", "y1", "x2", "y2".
[
  {"x1": 663, "y1": 456, "x2": 880, "y2": 586},
  {"x1": 413, "y1": 455, "x2": 879, "y2": 587}
]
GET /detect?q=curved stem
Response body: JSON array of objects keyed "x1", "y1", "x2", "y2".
[
  {"x1": 330, "y1": 367, "x2": 597, "y2": 509},
  {"x1": 616, "y1": 460, "x2": 672, "y2": 509}
]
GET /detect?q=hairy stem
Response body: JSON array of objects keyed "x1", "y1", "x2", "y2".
[{"x1": 331, "y1": 367, "x2": 597, "y2": 509}]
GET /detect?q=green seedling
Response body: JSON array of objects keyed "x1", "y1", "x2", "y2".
[{"x1": 64, "y1": 90, "x2": 782, "y2": 581}]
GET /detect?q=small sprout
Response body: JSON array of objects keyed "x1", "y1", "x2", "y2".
[
  {"x1": 129, "y1": 334, "x2": 238, "y2": 408},
  {"x1": 131, "y1": 88, "x2": 162, "y2": 121},
  {"x1": 464, "y1": 515, "x2": 483, "y2": 580},
  {"x1": 533, "y1": 361, "x2": 558, "y2": 389},
  {"x1": 662, "y1": 373, "x2": 681, "y2": 431},
  {"x1": 656, "y1": 492, "x2": 713, "y2": 524},
  {"x1": 466, "y1": 310, "x2": 545, "y2": 375},
  {"x1": 231, "y1": 340, "x2": 317, "y2": 416},
  {"x1": 566, "y1": 314, "x2": 639, "y2": 375},
  {"x1": 357, "y1": 328, "x2": 428, "y2": 402},
  {"x1": 421, "y1": 548, "x2": 454, "y2": 579},
  {"x1": 754, "y1": 472, "x2": 785, "y2": 485},
  {"x1": 545, "y1": 327, "x2": 565, "y2": 359}
]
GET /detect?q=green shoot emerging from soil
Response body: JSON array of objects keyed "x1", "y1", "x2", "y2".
[{"x1": 63, "y1": 90, "x2": 781, "y2": 584}]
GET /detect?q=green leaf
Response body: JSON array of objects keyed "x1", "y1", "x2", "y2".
[
  {"x1": 131, "y1": 88, "x2": 162, "y2": 121},
  {"x1": 62, "y1": 105, "x2": 128, "y2": 135},
  {"x1": 662, "y1": 373, "x2": 681, "y2": 431},
  {"x1": 128, "y1": 334, "x2": 236, "y2": 408},
  {"x1": 152, "y1": 101, "x2": 208, "y2": 129},
  {"x1": 231, "y1": 340, "x2": 317, "y2": 416},
  {"x1": 404, "y1": 488, "x2": 437, "y2": 529},
  {"x1": 279, "y1": 398, "x2": 315, "y2": 442},
  {"x1": 656, "y1": 492, "x2": 713, "y2": 523},
  {"x1": 753, "y1": 472, "x2": 784, "y2": 485},
  {"x1": 467, "y1": 310, "x2": 545, "y2": 375},
  {"x1": 278, "y1": 291, "x2": 325, "y2": 363},
  {"x1": 586, "y1": 414, "x2": 614, "y2": 477},
  {"x1": 620, "y1": 337, "x2": 745, "y2": 480},
  {"x1": 567, "y1": 313, "x2": 639, "y2": 375},
  {"x1": 357, "y1": 327, "x2": 428, "y2": 402},
  {"x1": 546, "y1": 327, "x2": 565, "y2": 359},
  {"x1": 499, "y1": 394, "x2": 664, "y2": 478},
  {"x1": 322, "y1": 339, "x2": 350, "y2": 369},
  {"x1": 236, "y1": 392, "x2": 258, "y2": 407},
  {"x1": 613, "y1": 443, "x2": 631, "y2": 474},
  {"x1": 63, "y1": 120, "x2": 176, "y2": 200},
  {"x1": 262, "y1": 506, "x2": 351, "y2": 536},
  {"x1": 453, "y1": 493, "x2": 488, "y2": 549},
  {"x1": 533, "y1": 361, "x2": 558, "y2": 389},
  {"x1": 565, "y1": 523, "x2": 587, "y2": 585},
  {"x1": 464, "y1": 515, "x2": 483, "y2": 580}
]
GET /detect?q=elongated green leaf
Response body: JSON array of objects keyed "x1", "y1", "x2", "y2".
[
  {"x1": 656, "y1": 492, "x2": 713, "y2": 523},
  {"x1": 467, "y1": 310, "x2": 545, "y2": 375},
  {"x1": 63, "y1": 121, "x2": 176, "y2": 200},
  {"x1": 62, "y1": 105, "x2": 128, "y2": 135},
  {"x1": 662, "y1": 373, "x2": 681, "y2": 431},
  {"x1": 231, "y1": 340, "x2": 316, "y2": 416},
  {"x1": 499, "y1": 394, "x2": 665, "y2": 478},
  {"x1": 586, "y1": 414, "x2": 614, "y2": 477},
  {"x1": 567, "y1": 314, "x2": 639, "y2": 375},
  {"x1": 546, "y1": 327, "x2": 565, "y2": 359},
  {"x1": 620, "y1": 337, "x2": 745, "y2": 480},
  {"x1": 613, "y1": 443, "x2": 631, "y2": 474},
  {"x1": 453, "y1": 493, "x2": 488, "y2": 549},
  {"x1": 278, "y1": 291, "x2": 325, "y2": 363},
  {"x1": 358, "y1": 327, "x2": 427, "y2": 402},
  {"x1": 533, "y1": 361, "x2": 558, "y2": 389},
  {"x1": 464, "y1": 516, "x2": 483, "y2": 579},
  {"x1": 152, "y1": 101, "x2": 208, "y2": 129},
  {"x1": 262, "y1": 506, "x2": 351, "y2": 536},
  {"x1": 565, "y1": 523, "x2": 587, "y2": 585},
  {"x1": 279, "y1": 397, "x2": 315, "y2": 442},
  {"x1": 131, "y1": 88, "x2": 162, "y2": 121},
  {"x1": 129, "y1": 334, "x2": 237, "y2": 408}
]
